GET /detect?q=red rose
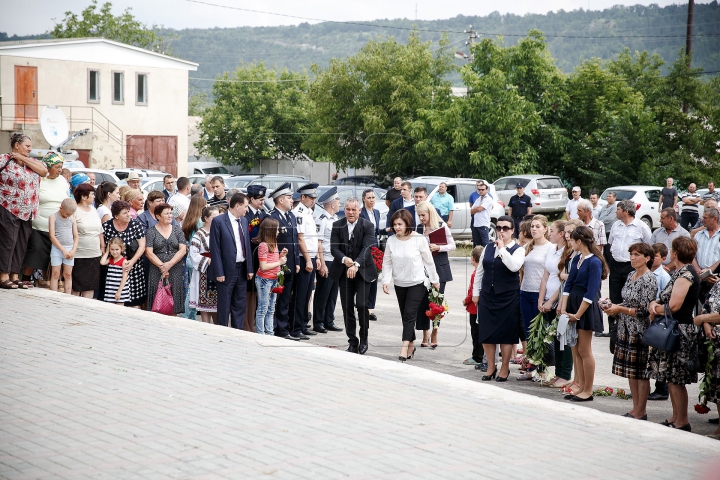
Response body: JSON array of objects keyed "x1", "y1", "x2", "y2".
[
  {"x1": 271, "y1": 286, "x2": 284, "y2": 294},
  {"x1": 425, "y1": 309, "x2": 433, "y2": 318},
  {"x1": 695, "y1": 404, "x2": 710, "y2": 414}
]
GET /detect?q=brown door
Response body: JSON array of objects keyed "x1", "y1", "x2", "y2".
[
  {"x1": 126, "y1": 135, "x2": 178, "y2": 176},
  {"x1": 15, "y1": 66, "x2": 38, "y2": 123},
  {"x1": 76, "y1": 149, "x2": 91, "y2": 168}
]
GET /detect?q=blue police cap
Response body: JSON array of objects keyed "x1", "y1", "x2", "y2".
[
  {"x1": 516, "y1": 182, "x2": 526, "y2": 188},
  {"x1": 247, "y1": 184, "x2": 266, "y2": 198},
  {"x1": 296, "y1": 182, "x2": 319, "y2": 198},
  {"x1": 292, "y1": 192, "x2": 301, "y2": 202},
  {"x1": 317, "y1": 186, "x2": 339, "y2": 205},
  {"x1": 269, "y1": 182, "x2": 293, "y2": 199}
]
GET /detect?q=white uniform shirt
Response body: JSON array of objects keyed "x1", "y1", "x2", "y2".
[
  {"x1": 315, "y1": 206, "x2": 338, "y2": 262},
  {"x1": 566, "y1": 197, "x2": 583, "y2": 219},
  {"x1": 608, "y1": 218, "x2": 652, "y2": 262},
  {"x1": 292, "y1": 203, "x2": 318, "y2": 257}
]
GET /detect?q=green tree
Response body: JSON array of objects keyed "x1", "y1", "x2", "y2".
[
  {"x1": 305, "y1": 31, "x2": 455, "y2": 176},
  {"x1": 195, "y1": 63, "x2": 311, "y2": 169},
  {"x1": 49, "y1": 0, "x2": 169, "y2": 52}
]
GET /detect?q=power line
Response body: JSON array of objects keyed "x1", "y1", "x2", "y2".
[{"x1": 183, "y1": 0, "x2": 720, "y2": 39}]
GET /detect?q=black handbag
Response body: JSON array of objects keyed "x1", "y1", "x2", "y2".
[{"x1": 642, "y1": 304, "x2": 681, "y2": 353}]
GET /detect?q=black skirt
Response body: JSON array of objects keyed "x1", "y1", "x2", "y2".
[
  {"x1": 22, "y1": 229, "x2": 52, "y2": 270},
  {"x1": 566, "y1": 292, "x2": 602, "y2": 331},
  {"x1": 478, "y1": 286, "x2": 520, "y2": 344},
  {"x1": 72, "y1": 257, "x2": 100, "y2": 292}
]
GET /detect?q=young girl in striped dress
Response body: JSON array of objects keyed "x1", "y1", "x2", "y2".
[{"x1": 101, "y1": 237, "x2": 130, "y2": 304}]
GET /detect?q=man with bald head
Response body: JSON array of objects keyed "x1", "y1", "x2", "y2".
[
  {"x1": 385, "y1": 176, "x2": 403, "y2": 208},
  {"x1": 680, "y1": 183, "x2": 701, "y2": 232}
]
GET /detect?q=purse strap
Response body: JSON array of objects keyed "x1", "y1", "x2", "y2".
[{"x1": 0, "y1": 156, "x2": 13, "y2": 175}]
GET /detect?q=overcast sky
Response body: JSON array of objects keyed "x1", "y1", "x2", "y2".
[{"x1": 1, "y1": 0, "x2": 704, "y2": 36}]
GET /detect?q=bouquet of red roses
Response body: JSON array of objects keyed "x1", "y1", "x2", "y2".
[
  {"x1": 271, "y1": 265, "x2": 290, "y2": 294},
  {"x1": 425, "y1": 285, "x2": 448, "y2": 329},
  {"x1": 370, "y1": 246, "x2": 384, "y2": 273}
]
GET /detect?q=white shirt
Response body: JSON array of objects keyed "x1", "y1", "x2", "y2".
[
  {"x1": 543, "y1": 245, "x2": 564, "y2": 301},
  {"x1": 653, "y1": 266, "x2": 671, "y2": 299},
  {"x1": 402, "y1": 198, "x2": 414, "y2": 208},
  {"x1": 382, "y1": 233, "x2": 439, "y2": 287},
  {"x1": 292, "y1": 203, "x2": 318, "y2": 257},
  {"x1": 315, "y1": 206, "x2": 338, "y2": 261},
  {"x1": 521, "y1": 241, "x2": 555, "y2": 292},
  {"x1": 472, "y1": 241, "x2": 526, "y2": 296},
  {"x1": 342, "y1": 219, "x2": 359, "y2": 265},
  {"x1": 472, "y1": 194, "x2": 493, "y2": 228},
  {"x1": 168, "y1": 192, "x2": 191, "y2": 220},
  {"x1": 566, "y1": 197, "x2": 582, "y2": 219},
  {"x1": 228, "y1": 212, "x2": 246, "y2": 263},
  {"x1": 608, "y1": 218, "x2": 652, "y2": 262},
  {"x1": 365, "y1": 208, "x2": 376, "y2": 228}
]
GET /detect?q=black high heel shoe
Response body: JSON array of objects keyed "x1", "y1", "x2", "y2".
[
  {"x1": 496, "y1": 372, "x2": 509, "y2": 382},
  {"x1": 398, "y1": 356, "x2": 408, "y2": 362},
  {"x1": 408, "y1": 347, "x2": 417, "y2": 359},
  {"x1": 482, "y1": 367, "x2": 497, "y2": 381}
]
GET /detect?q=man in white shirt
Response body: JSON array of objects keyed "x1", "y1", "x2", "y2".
[
  {"x1": 313, "y1": 187, "x2": 343, "y2": 333},
  {"x1": 470, "y1": 182, "x2": 493, "y2": 247},
  {"x1": 577, "y1": 199, "x2": 606, "y2": 247},
  {"x1": 566, "y1": 186, "x2": 582, "y2": 220},
  {"x1": 168, "y1": 177, "x2": 191, "y2": 222},
  {"x1": 291, "y1": 183, "x2": 321, "y2": 337}
]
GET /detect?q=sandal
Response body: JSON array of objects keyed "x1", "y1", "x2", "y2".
[
  {"x1": 12, "y1": 280, "x2": 29, "y2": 289},
  {"x1": 560, "y1": 382, "x2": 581, "y2": 394},
  {"x1": 0, "y1": 280, "x2": 18, "y2": 289}
]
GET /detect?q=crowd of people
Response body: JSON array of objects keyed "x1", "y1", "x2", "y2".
[{"x1": 1, "y1": 135, "x2": 719, "y2": 438}]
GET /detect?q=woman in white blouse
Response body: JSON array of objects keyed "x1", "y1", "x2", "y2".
[
  {"x1": 472, "y1": 216, "x2": 525, "y2": 381},
  {"x1": 416, "y1": 201, "x2": 456, "y2": 348},
  {"x1": 383, "y1": 209, "x2": 439, "y2": 362}
]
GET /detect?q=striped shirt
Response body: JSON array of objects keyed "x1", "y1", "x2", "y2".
[
  {"x1": 104, "y1": 257, "x2": 130, "y2": 303},
  {"x1": 695, "y1": 228, "x2": 720, "y2": 269},
  {"x1": 681, "y1": 192, "x2": 701, "y2": 213},
  {"x1": 208, "y1": 195, "x2": 229, "y2": 209}
]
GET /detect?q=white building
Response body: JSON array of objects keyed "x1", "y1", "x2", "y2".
[{"x1": 0, "y1": 38, "x2": 198, "y2": 176}]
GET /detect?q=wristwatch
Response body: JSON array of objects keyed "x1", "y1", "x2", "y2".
[{"x1": 353, "y1": 261, "x2": 360, "y2": 269}]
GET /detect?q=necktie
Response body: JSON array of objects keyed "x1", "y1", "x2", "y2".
[{"x1": 236, "y1": 218, "x2": 246, "y2": 258}]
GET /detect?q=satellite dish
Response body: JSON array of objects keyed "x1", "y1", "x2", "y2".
[{"x1": 39, "y1": 106, "x2": 69, "y2": 149}]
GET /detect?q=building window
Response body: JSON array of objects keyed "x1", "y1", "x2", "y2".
[
  {"x1": 136, "y1": 73, "x2": 148, "y2": 105},
  {"x1": 88, "y1": 69, "x2": 100, "y2": 103},
  {"x1": 112, "y1": 71, "x2": 124, "y2": 104}
]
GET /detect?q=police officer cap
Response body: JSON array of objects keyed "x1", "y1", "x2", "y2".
[
  {"x1": 296, "y1": 182, "x2": 319, "y2": 198},
  {"x1": 292, "y1": 192, "x2": 301, "y2": 202},
  {"x1": 269, "y1": 182, "x2": 293, "y2": 199},
  {"x1": 247, "y1": 184, "x2": 266, "y2": 198},
  {"x1": 515, "y1": 182, "x2": 526, "y2": 188},
  {"x1": 317, "y1": 186, "x2": 340, "y2": 204}
]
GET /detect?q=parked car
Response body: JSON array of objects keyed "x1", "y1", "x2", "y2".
[
  {"x1": 493, "y1": 175, "x2": 568, "y2": 219},
  {"x1": 187, "y1": 161, "x2": 233, "y2": 177},
  {"x1": 245, "y1": 174, "x2": 310, "y2": 192},
  {"x1": 67, "y1": 167, "x2": 120, "y2": 185},
  {"x1": 315, "y1": 185, "x2": 388, "y2": 222},
  {"x1": 421, "y1": 177, "x2": 505, "y2": 241},
  {"x1": 188, "y1": 175, "x2": 209, "y2": 186},
  {"x1": 599, "y1": 186, "x2": 662, "y2": 230},
  {"x1": 332, "y1": 176, "x2": 389, "y2": 188},
  {"x1": 677, "y1": 188, "x2": 708, "y2": 219},
  {"x1": 111, "y1": 168, "x2": 168, "y2": 180},
  {"x1": 225, "y1": 175, "x2": 262, "y2": 190},
  {"x1": 140, "y1": 177, "x2": 166, "y2": 194}
]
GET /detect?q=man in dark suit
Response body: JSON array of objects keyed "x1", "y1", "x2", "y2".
[
  {"x1": 360, "y1": 188, "x2": 381, "y2": 322},
  {"x1": 268, "y1": 183, "x2": 303, "y2": 340},
  {"x1": 330, "y1": 197, "x2": 378, "y2": 354},
  {"x1": 405, "y1": 186, "x2": 441, "y2": 233},
  {"x1": 386, "y1": 181, "x2": 414, "y2": 234},
  {"x1": 209, "y1": 192, "x2": 254, "y2": 329},
  {"x1": 244, "y1": 184, "x2": 268, "y2": 332}
]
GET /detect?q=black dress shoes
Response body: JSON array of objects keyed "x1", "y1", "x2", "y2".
[
  {"x1": 282, "y1": 334, "x2": 300, "y2": 341},
  {"x1": 296, "y1": 333, "x2": 310, "y2": 340},
  {"x1": 347, "y1": 345, "x2": 359, "y2": 353},
  {"x1": 303, "y1": 330, "x2": 318, "y2": 336},
  {"x1": 358, "y1": 341, "x2": 368, "y2": 355},
  {"x1": 313, "y1": 326, "x2": 328, "y2": 334},
  {"x1": 325, "y1": 324, "x2": 343, "y2": 332},
  {"x1": 648, "y1": 391, "x2": 669, "y2": 401},
  {"x1": 709, "y1": 417, "x2": 719, "y2": 425},
  {"x1": 369, "y1": 313, "x2": 377, "y2": 321}
]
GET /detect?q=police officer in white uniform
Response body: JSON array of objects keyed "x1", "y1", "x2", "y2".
[
  {"x1": 289, "y1": 182, "x2": 321, "y2": 336},
  {"x1": 313, "y1": 187, "x2": 344, "y2": 333}
]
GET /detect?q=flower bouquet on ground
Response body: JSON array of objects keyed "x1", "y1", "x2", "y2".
[
  {"x1": 426, "y1": 285, "x2": 448, "y2": 329},
  {"x1": 526, "y1": 312, "x2": 555, "y2": 379},
  {"x1": 696, "y1": 337, "x2": 716, "y2": 414},
  {"x1": 271, "y1": 265, "x2": 290, "y2": 294},
  {"x1": 370, "y1": 246, "x2": 383, "y2": 273}
]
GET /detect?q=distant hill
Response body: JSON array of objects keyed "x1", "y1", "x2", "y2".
[{"x1": 2, "y1": 2, "x2": 719, "y2": 97}]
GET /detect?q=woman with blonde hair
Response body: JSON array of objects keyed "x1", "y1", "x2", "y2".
[
  {"x1": 416, "y1": 200, "x2": 455, "y2": 349},
  {"x1": 121, "y1": 189, "x2": 144, "y2": 219}
]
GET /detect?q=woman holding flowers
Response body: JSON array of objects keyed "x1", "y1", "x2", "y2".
[
  {"x1": 472, "y1": 215, "x2": 526, "y2": 381},
  {"x1": 382, "y1": 209, "x2": 439, "y2": 362},
  {"x1": 602, "y1": 242, "x2": 657, "y2": 419},
  {"x1": 694, "y1": 282, "x2": 720, "y2": 439},
  {"x1": 416, "y1": 201, "x2": 455, "y2": 349}
]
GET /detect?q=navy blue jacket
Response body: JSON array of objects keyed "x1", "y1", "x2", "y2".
[
  {"x1": 360, "y1": 207, "x2": 380, "y2": 246},
  {"x1": 481, "y1": 242, "x2": 521, "y2": 294},
  {"x1": 208, "y1": 212, "x2": 254, "y2": 279},
  {"x1": 269, "y1": 209, "x2": 301, "y2": 271}
]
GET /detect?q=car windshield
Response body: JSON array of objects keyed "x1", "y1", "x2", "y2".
[
  {"x1": 225, "y1": 177, "x2": 254, "y2": 188},
  {"x1": 203, "y1": 166, "x2": 230, "y2": 174},
  {"x1": 537, "y1": 178, "x2": 564, "y2": 189},
  {"x1": 601, "y1": 190, "x2": 636, "y2": 201}
]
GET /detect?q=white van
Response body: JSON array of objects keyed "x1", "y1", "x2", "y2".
[{"x1": 187, "y1": 160, "x2": 233, "y2": 177}]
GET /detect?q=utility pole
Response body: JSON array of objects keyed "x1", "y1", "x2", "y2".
[
  {"x1": 464, "y1": 25, "x2": 477, "y2": 62},
  {"x1": 683, "y1": 0, "x2": 694, "y2": 114}
]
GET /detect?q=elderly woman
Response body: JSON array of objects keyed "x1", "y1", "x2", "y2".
[
  {"x1": 122, "y1": 189, "x2": 144, "y2": 219},
  {"x1": 416, "y1": 200, "x2": 455, "y2": 348},
  {"x1": 96, "y1": 182, "x2": 119, "y2": 224},
  {"x1": 137, "y1": 191, "x2": 168, "y2": 233},
  {"x1": 72, "y1": 183, "x2": 104, "y2": 298},
  {"x1": 102, "y1": 200, "x2": 147, "y2": 307},
  {"x1": 382, "y1": 209, "x2": 440, "y2": 361},
  {"x1": 648, "y1": 236, "x2": 700, "y2": 431},
  {"x1": 603, "y1": 243, "x2": 657, "y2": 420},
  {"x1": 472, "y1": 215, "x2": 526, "y2": 382},
  {"x1": 21, "y1": 151, "x2": 70, "y2": 286},
  {"x1": 694, "y1": 282, "x2": 720, "y2": 439},
  {"x1": 0, "y1": 133, "x2": 48, "y2": 289},
  {"x1": 146, "y1": 203, "x2": 188, "y2": 315}
]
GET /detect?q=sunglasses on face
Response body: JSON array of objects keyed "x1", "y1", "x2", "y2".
[
  {"x1": 496, "y1": 225, "x2": 513, "y2": 232},
  {"x1": 478, "y1": 188, "x2": 487, "y2": 192}
]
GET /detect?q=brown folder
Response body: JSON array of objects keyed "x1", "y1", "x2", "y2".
[{"x1": 428, "y1": 227, "x2": 447, "y2": 256}]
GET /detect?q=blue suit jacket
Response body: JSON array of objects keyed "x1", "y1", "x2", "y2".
[
  {"x1": 269, "y1": 209, "x2": 301, "y2": 270},
  {"x1": 208, "y1": 212, "x2": 254, "y2": 279},
  {"x1": 360, "y1": 207, "x2": 380, "y2": 245},
  {"x1": 245, "y1": 207, "x2": 267, "y2": 241}
]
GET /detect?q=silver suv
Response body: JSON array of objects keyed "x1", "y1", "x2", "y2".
[{"x1": 493, "y1": 175, "x2": 568, "y2": 219}]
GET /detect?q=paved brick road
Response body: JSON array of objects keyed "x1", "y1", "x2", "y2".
[{"x1": 1, "y1": 289, "x2": 719, "y2": 479}]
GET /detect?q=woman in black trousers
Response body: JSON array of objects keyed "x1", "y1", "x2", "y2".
[
  {"x1": 472, "y1": 216, "x2": 526, "y2": 381},
  {"x1": 382, "y1": 210, "x2": 439, "y2": 361}
]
